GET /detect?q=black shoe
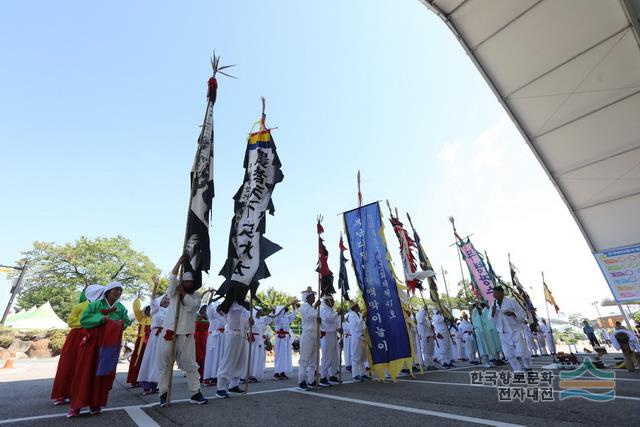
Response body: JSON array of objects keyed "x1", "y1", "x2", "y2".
[
  {"x1": 426, "y1": 366, "x2": 439, "y2": 371},
  {"x1": 298, "y1": 381, "x2": 310, "y2": 391},
  {"x1": 469, "y1": 361, "x2": 481, "y2": 365},
  {"x1": 360, "y1": 375, "x2": 371, "y2": 380},
  {"x1": 319, "y1": 378, "x2": 331, "y2": 387},
  {"x1": 328, "y1": 376, "x2": 341, "y2": 384},
  {"x1": 159, "y1": 393, "x2": 168, "y2": 407},
  {"x1": 215, "y1": 390, "x2": 229, "y2": 399},
  {"x1": 308, "y1": 381, "x2": 320, "y2": 388},
  {"x1": 189, "y1": 392, "x2": 208, "y2": 404},
  {"x1": 494, "y1": 360, "x2": 507, "y2": 366},
  {"x1": 228, "y1": 386, "x2": 244, "y2": 394}
]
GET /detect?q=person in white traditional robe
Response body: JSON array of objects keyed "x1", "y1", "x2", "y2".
[
  {"x1": 297, "y1": 287, "x2": 321, "y2": 391},
  {"x1": 433, "y1": 310, "x2": 455, "y2": 368},
  {"x1": 455, "y1": 320, "x2": 465, "y2": 361},
  {"x1": 319, "y1": 295, "x2": 341, "y2": 385},
  {"x1": 269, "y1": 304, "x2": 297, "y2": 380},
  {"x1": 248, "y1": 307, "x2": 267, "y2": 382},
  {"x1": 416, "y1": 307, "x2": 438, "y2": 371},
  {"x1": 540, "y1": 318, "x2": 556, "y2": 355},
  {"x1": 343, "y1": 309, "x2": 353, "y2": 372},
  {"x1": 203, "y1": 300, "x2": 226, "y2": 385},
  {"x1": 536, "y1": 321, "x2": 549, "y2": 356},
  {"x1": 157, "y1": 256, "x2": 206, "y2": 406},
  {"x1": 490, "y1": 286, "x2": 531, "y2": 375},
  {"x1": 459, "y1": 312, "x2": 479, "y2": 364},
  {"x1": 215, "y1": 301, "x2": 252, "y2": 398},
  {"x1": 522, "y1": 321, "x2": 539, "y2": 357},
  {"x1": 348, "y1": 302, "x2": 370, "y2": 381},
  {"x1": 611, "y1": 321, "x2": 640, "y2": 372},
  {"x1": 137, "y1": 294, "x2": 170, "y2": 394}
]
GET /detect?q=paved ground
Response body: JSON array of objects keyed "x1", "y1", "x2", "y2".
[{"x1": 1, "y1": 353, "x2": 638, "y2": 426}]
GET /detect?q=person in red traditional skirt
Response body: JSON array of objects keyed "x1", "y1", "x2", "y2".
[
  {"x1": 126, "y1": 292, "x2": 152, "y2": 387},
  {"x1": 195, "y1": 305, "x2": 209, "y2": 381},
  {"x1": 50, "y1": 284, "x2": 104, "y2": 405},
  {"x1": 67, "y1": 281, "x2": 131, "y2": 418}
]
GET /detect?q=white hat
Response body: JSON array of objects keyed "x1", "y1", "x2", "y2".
[
  {"x1": 182, "y1": 272, "x2": 194, "y2": 281},
  {"x1": 301, "y1": 286, "x2": 317, "y2": 298},
  {"x1": 85, "y1": 284, "x2": 105, "y2": 302},
  {"x1": 322, "y1": 294, "x2": 334, "y2": 301},
  {"x1": 104, "y1": 281, "x2": 123, "y2": 294}
]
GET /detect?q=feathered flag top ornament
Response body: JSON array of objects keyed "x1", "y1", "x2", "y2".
[
  {"x1": 406, "y1": 213, "x2": 453, "y2": 322},
  {"x1": 338, "y1": 235, "x2": 351, "y2": 301},
  {"x1": 217, "y1": 98, "x2": 284, "y2": 311},
  {"x1": 183, "y1": 53, "x2": 232, "y2": 289},
  {"x1": 316, "y1": 216, "x2": 336, "y2": 297}
]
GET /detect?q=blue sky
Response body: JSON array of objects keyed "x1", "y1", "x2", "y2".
[{"x1": 0, "y1": 0, "x2": 621, "y2": 318}]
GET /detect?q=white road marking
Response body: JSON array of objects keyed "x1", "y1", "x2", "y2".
[
  {"x1": 125, "y1": 407, "x2": 161, "y2": 427},
  {"x1": 290, "y1": 389, "x2": 525, "y2": 427}
]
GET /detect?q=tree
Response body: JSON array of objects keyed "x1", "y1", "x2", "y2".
[
  {"x1": 256, "y1": 287, "x2": 297, "y2": 315},
  {"x1": 12, "y1": 236, "x2": 161, "y2": 320},
  {"x1": 567, "y1": 313, "x2": 585, "y2": 327}
]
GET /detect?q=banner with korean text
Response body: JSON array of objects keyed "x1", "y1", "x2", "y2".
[
  {"x1": 344, "y1": 202, "x2": 413, "y2": 380},
  {"x1": 457, "y1": 238, "x2": 495, "y2": 306},
  {"x1": 595, "y1": 244, "x2": 640, "y2": 303}
]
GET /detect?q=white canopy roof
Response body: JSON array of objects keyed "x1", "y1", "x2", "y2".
[{"x1": 422, "y1": 0, "x2": 640, "y2": 254}]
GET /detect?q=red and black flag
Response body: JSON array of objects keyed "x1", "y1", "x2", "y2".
[
  {"x1": 316, "y1": 218, "x2": 335, "y2": 297},
  {"x1": 217, "y1": 99, "x2": 283, "y2": 310},
  {"x1": 183, "y1": 57, "x2": 224, "y2": 288},
  {"x1": 386, "y1": 203, "x2": 421, "y2": 294},
  {"x1": 338, "y1": 235, "x2": 350, "y2": 301}
]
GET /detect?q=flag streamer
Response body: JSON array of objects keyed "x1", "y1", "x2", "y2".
[
  {"x1": 217, "y1": 102, "x2": 284, "y2": 310},
  {"x1": 343, "y1": 202, "x2": 413, "y2": 381},
  {"x1": 316, "y1": 217, "x2": 335, "y2": 296},
  {"x1": 338, "y1": 235, "x2": 351, "y2": 301}
]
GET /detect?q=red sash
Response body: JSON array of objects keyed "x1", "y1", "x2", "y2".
[{"x1": 276, "y1": 329, "x2": 290, "y2": 338}]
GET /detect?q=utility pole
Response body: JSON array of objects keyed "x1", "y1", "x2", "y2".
[{"x1": 1, "y1": 262, "x2": 27, "y2": 325}]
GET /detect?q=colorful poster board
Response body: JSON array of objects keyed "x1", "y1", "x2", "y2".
[{"x1": 594, "y1": 244, "x2": 640, "y2": 302}]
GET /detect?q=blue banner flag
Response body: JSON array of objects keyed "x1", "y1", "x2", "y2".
[{"x1": 343, "y1": 202, "x2": 413, "y2": 380}]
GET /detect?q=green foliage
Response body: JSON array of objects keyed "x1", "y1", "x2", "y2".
[
  {"x1": 0, "y1": 326, "x2": 14, "y2": 348},
  {"x1": 567, "y1": 313, "x2": 586, "y2": 327},
  {"x1": 555, "y1": 328, "x2": 584, "y2": 345},
  {"x1": 256, "y1": 286, "x2": 297, "y2": 314},
  {"x1": 46, "y1": 329, "x2": 68, "y2": 356},
  {"x1": 634, "y1": 310, "x2": 640, "y2": 323},
  {"x1": 13, "y1": 236, "x2": 161, "y2": 319}
]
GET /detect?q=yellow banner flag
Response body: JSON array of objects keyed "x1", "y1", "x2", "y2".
[{"x1": 543, "y1": 282, "x2": 560, "y2": 313}]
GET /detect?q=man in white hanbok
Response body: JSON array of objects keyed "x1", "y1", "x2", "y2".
[
  {"x1": 248, "y1": 307, "x2": 267, "y2": 382},
  {"x1": 297, "y1": 287, "x2": 320, "y2": 391},
  {"x1": 348, "y1": 303, "x2": 369, "y2": 381},
  {"x1": 137, "y1": 294, "x2": 169, "y2": 394},
  {"x1": 416, "y1": 307, "x2": 438, "y2": 371},
  {"x1": 203, "y1": 301, "x2": 225, "y2": 385},
  {"x1": 433, "y1": 310, "x2": 455, "y2": 368},
  {"x1": 270, "y1": 304, "x2": 297, "y2": 380},
  {"x1": 459, "y1": 312, "x2": 479, "y2": 364},
  {"x1": 319, "y1": 295, "x2": 341, "y2": 386},
  {"x1": 490, "y1": 286, "x2": 531, "y2": 375},
  {"x1": 215, "y1": 301, "x2": 252, "y2": 398}
]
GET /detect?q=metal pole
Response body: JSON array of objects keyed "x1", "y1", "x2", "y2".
[
  {"x1": 1, "y1": 263, "x2": 27, "y2": 325},
  {"x1": 440, "y1": 267, "x2": 453, "y2": 310}
]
